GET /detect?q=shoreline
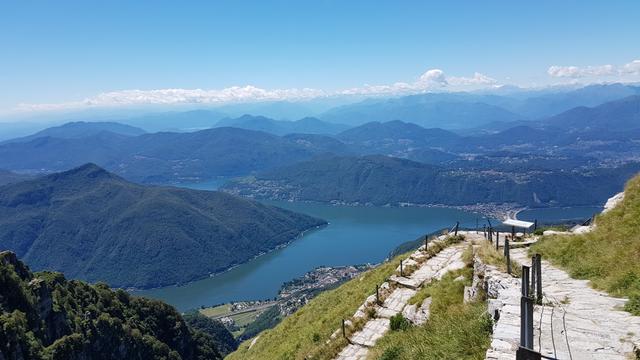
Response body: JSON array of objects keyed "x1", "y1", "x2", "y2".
[
  {"x1": 262, "y1": 197, "x2": 524, "y2": 220},
  {"x1": 129, "y1": 201, "x2": 601, "y2": 296},
  {"x1": 126, "y1": 223, "x2": 327, "y2": 293}
]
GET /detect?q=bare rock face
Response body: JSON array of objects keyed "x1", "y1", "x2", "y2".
[
  {"x1": 414, "y1": 298, "x2": 432, "y2": 326},
  {"x1": 603, "y1": 192, "x2": 625, "y2": 213}
]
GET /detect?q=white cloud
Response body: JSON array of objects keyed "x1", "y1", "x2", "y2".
[
  {"x1": 547, "y1": 60, "x2": 640, "y2": 78},
  {"x1": 547, "y1": 64, "x2": 616, "y2": 78},
  {"x1": 448, "y1": 72, "x2": 498, "y2": 86},
  {"x1": 14, "y1": 69, "x2": 500, "y2": 113},
  {"x1": 621, "y1": 60, "x2": 640, "y2": 75},
  {"x1": 418, "y1": 69, "x2": 448, "y2": 87},
  {"x1": 17, "y1": 86, "x2": 327, "y2": 112}
]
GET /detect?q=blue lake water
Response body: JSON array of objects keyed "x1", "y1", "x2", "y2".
[
  {"x1": 133, "y1": 181, "x2": 604, "y2": 311},
  {"x1": 133, "y1": 198, "x2": 480, "y2": 311}
]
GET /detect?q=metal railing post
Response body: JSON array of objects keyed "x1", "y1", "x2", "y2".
[
  {"x1": 505, "y1": 238, "x2": 511, "y2": 275},
  {"x1": 522, "y1": 265, "x2": 530, "y2": 297},
  {"x1": 520, "y1": 265, "x2": 533, "y2": 350},
  {"x1": 535, "y1": 254, "x2": 542, "y2": 303}
]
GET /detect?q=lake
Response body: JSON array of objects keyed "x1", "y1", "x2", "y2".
[
  {"x1": 133, "y1": 200, "x2": 481, "y2": 311},
  {"x1": 133, "y1": 181, "x2": 603, "y2": 311}
]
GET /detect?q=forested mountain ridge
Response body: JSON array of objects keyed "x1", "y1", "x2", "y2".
[
  {"x1": 0, "y1": 169, "x2": 33, "y2": 186},
  {"x1": 0, "y1": 250, "x2": 235, "y2": 359},
  {"x1": 0, "y1": 164, "x2": 326, "y2": 288},
  {"x1": 222, "y1": 155, "x2": 640, "y2": 208}
]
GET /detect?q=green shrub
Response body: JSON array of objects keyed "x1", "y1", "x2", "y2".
[
  {"x1": 379, "y1": 346, "x2": 402, "y2": 360},
  {"x1": 389, "y1": 314, "x2": 410, "y2": 331},
  {"x1": 624, "y1": 293, "x2": 640, "y2": 316}
]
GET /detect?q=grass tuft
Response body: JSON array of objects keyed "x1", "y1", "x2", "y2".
[{"x1": 476, "y1": 240, "x2": 522, "y2": 277}]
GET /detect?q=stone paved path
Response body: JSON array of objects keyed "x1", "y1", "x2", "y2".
[
  {"x1": 482, "y1": 260, "x2": 522, "y2": 360},
  {"x1": 484, "y1": 243, "x2": 640, "y2": 360},
  {"x1": 334, "y1": 236, "x2": 468, "y2": 360},
  {"x1": 512, "y1": 248, "x2": 640, "y2": 360}
]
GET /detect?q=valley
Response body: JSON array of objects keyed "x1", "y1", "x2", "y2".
[
  {"x1": 3, "y1": 4, "x2": 640, "y2": 359},
  {"x1": 132, "y1": 199, "x2": 481, "y2": 310},
  {"x1": 0, "y1": 94, "x2": 636, "y2": 358},
  {"x1": 0, "y1": 164, "x2": 326, "y2": 289}
]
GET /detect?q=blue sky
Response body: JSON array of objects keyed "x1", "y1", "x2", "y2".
[{"x1": 1, "y1": 0, "x2": 639, "y2": 114}]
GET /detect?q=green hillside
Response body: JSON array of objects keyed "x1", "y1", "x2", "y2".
[
  {"x1": 226, "y1": 251, "x2": 408, "y2": 360},
  {"x1": 223, "y1": 155, "x2": 639, "y2": 208},
  {"x1": 0, "y1": 251, "x2": 233, "y2": 360},
  {"x1": 0, "y1": 169, "x2": 33, "y2": 186},
  {"x1": 532, "y1": 173, "x2": 640, "y2": 314},
  {"x1": 0, "y1": 164, "x2": 326, "y2": 289},
  {"x1": 225, "y1": 235, "x2": 483, "y2": 360}
]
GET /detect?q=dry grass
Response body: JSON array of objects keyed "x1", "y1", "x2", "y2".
[{"x1": 476, "y1": 240, "x2": 522, "y2": 277}]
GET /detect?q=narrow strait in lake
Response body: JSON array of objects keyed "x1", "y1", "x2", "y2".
[{"x1": 133, "y1": 182, "x2": 598, "y2": 311}]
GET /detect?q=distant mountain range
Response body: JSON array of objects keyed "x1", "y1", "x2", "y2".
[
  {"x1": 118, "y1": 109, "x2": 228, "y2": 132},
  {"x1": 1, "y1": 90, "x2": 639, "y2": 185},
  {"x1": 319, "y1": 94, "x2": 523, "y2": 128},
  {"x1": 0, "y1": 121, "x2": 146, "y2": 144},
  {"x1": 317, "y1": 83, "x2": 640, "y2": 128},
  {"x1": 508, "y1": 83, "x2": 640, "y2": 118},
  {"x1": 222, "y1": 155, "x2": 640, "y2": 208},
  {"x1": 0, "y1": 127, "x2": 346, "y2": 183},
  {"x1": 541, "y1": 95, "x2": 640, "y2": 132},
  {"x1": 0, "y1": 164, "x2": 326, "y2": 288},
  {"x1": 215, "y1": 115, "x2": 350, "y2": 135}
]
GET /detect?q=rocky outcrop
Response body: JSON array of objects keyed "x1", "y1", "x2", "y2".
[
  {"x1": 465, "y1": 256, "x2": 487, "y2": 303},
  {"x1": 604, "y1": 192, "x2": 625, "y2": 213}
]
